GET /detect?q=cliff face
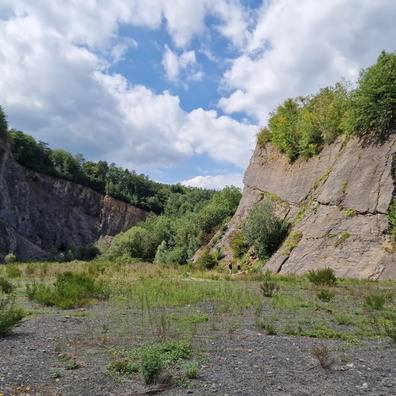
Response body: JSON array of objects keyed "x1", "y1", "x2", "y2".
[
  {"x1": 218, "y1": 135, "x2": 396, "y2": 279},
  {"x1": 0, "y1": 140, "x2": 148, "y2": 262}
]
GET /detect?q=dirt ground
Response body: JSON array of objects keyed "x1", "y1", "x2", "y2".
[{"x1": 1, "y1": 302, "x2": 396, "y2": 396}]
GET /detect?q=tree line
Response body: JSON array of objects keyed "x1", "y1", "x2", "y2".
[{"x1": 258, "y1": 51, "x2": 396, "y2": 161}]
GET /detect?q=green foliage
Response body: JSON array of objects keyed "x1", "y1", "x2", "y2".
[
  {"x1": 230, "y1": 230, "x2": 249, "y2": 259},
  {"x1": 387, "y1": 199, "x2": 396, "y2": 243},
  {"x1": 5, "y1": 264, "x2": 22, "y2": 278},
  {"x1": 281, "y1": 231, "x2": 303, "y2": 255},
  {"x1": 345, "y1": 51, "x2": 396, "y2": 137},
  {"x1": 307, "y1": 267, "x2": 338, "y2": 286},
  {"x1": 0, "y1": 105, "x2": 8, "y2": 140},
  {"x1": 26, "y1": 271, "x2": 109, "y2": 309},
  {"x1": 316, "y1": 288, "x2": 335, "y2": 302},
  {"x1": 0, "y1": 294, "x2": 25, "y2": 337},
  {"x1": 243, "y1": 201, "x2": 290, "y2": 260},
  {"x1": 197, "y1": 248, "x2": 218, "y2": 270},
  {"x1": 364, "y1": 294, "x2": 386, "y2": 310},
  {"x1": 265, "y1": 83, "x2": 349, "y2": 161},
  {"x1": 259, "y1": 281, "x2": 280, "y2": 298},
  {"x1": 334, "y1": 231, "x2": 350, "y2": 247},
  {"x1": 112, "y1": 340, "x2": 192, "y2": 384},
  {"x1": 184, "y1": 361, "x2": 199, "y2": 379},
  {"x1": 0, "y1": 277, "x2": 14, "y2": 294},
  {"x1": 4, "y1": 254, "x2": 17, "y2": 264}
]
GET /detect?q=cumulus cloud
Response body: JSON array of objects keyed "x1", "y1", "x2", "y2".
[
  {"x1": 162, "y1": 46, "x2": 202, "y2": 82},
  {"x1": 181, "y1": 173, "x2": 244, "y2": 189},
  {"x1": 219, "y1": 0, "x2": 396, "y2": 125},
  {"x1": 1, "y1": 0, "x2": 395, "y2": 190}
]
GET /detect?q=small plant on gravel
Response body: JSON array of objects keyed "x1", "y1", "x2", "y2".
[
  {"x1": 256, "y1": 318, "x2": 277, "y2": 335},
  {"x1": 307, "y1": 267, "x2": 337, "y2": 286},
  {"x1": 0, "y1": 294, "x2": 25, "y2": 337},
  {"x1": 140, "y1": 349, "x2": 163, "y2": 384},
  {"x1": 184, "y1": 361, "x2": 200, "y2": 379},
  {"x1": 310, "y1": 346, "x2": 335, "y2": 369},
  {"x1": 259, "y1": 281, "x2": 280, "y2": 298},
  {"x1": 364, "y1": 294, "x2": 386, "y2": 310},
  {"x1": 381, "y1": 311, "x2": 396, "y2": 343},
  {"x1": 316, "y1": 288, "x2": 335, "y2": 302}
]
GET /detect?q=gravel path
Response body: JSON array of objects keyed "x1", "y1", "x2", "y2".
[{"x1": 1, "y1": 305, "x2": 396, "y2": 396}]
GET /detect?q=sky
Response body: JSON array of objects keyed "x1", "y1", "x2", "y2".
[{"x1": 1, "y1": 1, "x2": 396, "y2": 190}]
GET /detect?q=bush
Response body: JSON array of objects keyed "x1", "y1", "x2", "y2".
[
  {"x1": 243, "y1": 201, "x2": 290, "y2": 261},
  {"x1": 5, "y1": 264, "x2": 22, "y2": 278},
  {"x1": 26, "y1": 271, "x2": 109, "y2": 309},
  {"x1": 259, "y1": 281, "x2": 280, "y2": 298},
  {"x1": 307, "y1": 267, "x2": 337, "y2": 286},
  {"x1": 4, "y1": 254, "x2": 17, "y2": 264},
  {"x1": 197, "y1": 248, "x2": 218, "y2": 270},
  {"x1": 364, "y1": 294, "x2": 386, "y2": 310},
  {"x1": 0, "y1": 277, "x2": 14, "y2": 294},
  {"x1": 0, "y1": 294, "x2": 25, "y2": 337},
  {"x1": 316, "y1": 288, "x2": 335, "y2": 302},
  {"x1": 345, "y1": 51, "x2": 396, "y2": 137}
]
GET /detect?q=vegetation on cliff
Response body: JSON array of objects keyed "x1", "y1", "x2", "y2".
[{"x1": 258, "y1": 51, "x2": 396, "y2": 161}]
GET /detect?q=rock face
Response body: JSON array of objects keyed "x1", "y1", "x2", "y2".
[
  {"x1": 215, "y1": 136, "x2": 396, "y2": 279},
  {"x1": 0, "y1": 140, "x2": 148, "y2": 262}
]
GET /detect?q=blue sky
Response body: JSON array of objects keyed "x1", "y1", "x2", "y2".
[{"x1": 1, "y1": 0, "x2": 396, "y2": 189}]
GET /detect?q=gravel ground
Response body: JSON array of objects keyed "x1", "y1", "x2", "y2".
[{"x1": 1, "y1": 305, "x2": 396, "y2": 396}]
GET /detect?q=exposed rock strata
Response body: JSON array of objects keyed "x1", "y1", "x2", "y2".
[
  {"x1": 206, "y1": 136, "x2": 396, "y2": 279},
  {"x1": 0, "y1": 140, "x2": 148, "y2": 262}
]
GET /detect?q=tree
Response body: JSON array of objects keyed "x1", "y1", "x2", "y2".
[
  {"x1": 0, "y1": 106, "x2": 8, "y2": 140},
  {"x1": 243, "y1": 201, "x2": 289, "y2": 260},
  {"x1": 346, "y1": 51, "x2": 396, "y2": 137}
]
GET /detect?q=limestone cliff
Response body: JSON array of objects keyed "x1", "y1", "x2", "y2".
[
  {"x1": 0, "y1": 140, "x2": 148, "y2": 262},
  {"x1": 208, "y1": 135, "x2": 396, "y2": 279}
]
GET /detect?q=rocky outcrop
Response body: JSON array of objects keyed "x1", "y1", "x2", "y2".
[
  {"x1": 0, "y1": 140, "x2": 148, "y2": 262},
  {"x1": 210, "y1": 135, "x2": 396, "y2": 279}
]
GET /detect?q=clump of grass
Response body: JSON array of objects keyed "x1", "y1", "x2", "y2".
[
  {"x1": 311, "y1": 346, "x2": 335, "y2": 369},
  {"x1": 5, "y1": 264, "x2": 22, "y2": 278},
  {"x1": 316, "y1": 288, "x2": 335, "y2": 302},
  {"x1": 307, "y1": 267, "x2": 337, "y2": 286},
  {"x1": 110, "y1": 340, "x2": 192, "y2": 384},
  {"x1": 184, "y1": 361, "x2": 200, "y2": 379},
  {"x1": 26, "y1": 271, "x2": 109, "y2": 309},
  {"x1": 259, "y1": 281, "x2": 280, "y2": 298},
  {"x1": 0, "y1": 277, "x2": 14, "y2": 294},
  {"x1": 364, "y1": 294, "x2": 386, "y2": 310},
  {"x1": 0, "y1": 294, "x2": 25, "y2": 337}
]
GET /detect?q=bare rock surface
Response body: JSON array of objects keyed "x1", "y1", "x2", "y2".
[
  {"x1": 0, "y1": 141, "x2": 148, "y2": 262},
  {"x1": 211, "y1": 136, "x2": 396, "y2": 279}
]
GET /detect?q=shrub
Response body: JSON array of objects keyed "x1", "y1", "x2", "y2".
[
  {"x1": 316, "y1": 288, "x2": 335, "y2": 302},
  {"x1": 4, "y1": 254, "x2": 17, "y2": 264},
  {"x1": 307, "y1": 267, "x2": 337, "y2": 286},
  {"x1": 197, "y1": 248, "x2": 218, "y2": 270},
  {"x1": 243, "y1": 201, "x2": 290, "y2": 261},
  {"x1": 259, "y1": 281, "x2": 280, "y2": 298},
  {"x1": 26, "y1": 271, "x2": 109, "y2": 309},
  {"x1": 345, "y1": 51, "x2": 396, "y2": 137},
  {"x1": 0, "y1": 294, "x2": 25, "y2": 337},
  {"x1": 184, "y1": 361, "x2": 199, "y2": 379},
  {"x1": 5, "y1": 264, "x2": 22, "y2": 278},
  {"x1": 310, "y1": 347, "x2": 334, "y2": 369},
  {"x1": 230, "y1": 230, "x2": 249, "y2": 259},
  {"x1": 364, "y1": 294, "x2": 386, "y2": 310},
  {"x1": 0, "y1": 277, "x2": 14, "y2": 294}
]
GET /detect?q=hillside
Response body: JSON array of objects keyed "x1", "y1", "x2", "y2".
[
  {"x1": 203, "y1": 135, "x2": 396, "y2": 279},
  {"x1": 0, "y1": 139, "x2": 148, "y2": 262}
]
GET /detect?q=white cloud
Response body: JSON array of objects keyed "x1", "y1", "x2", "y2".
[
  {"x1": 219, "y1": 0, "x2": 396, "y2": 125},
  {"x1": 181, "y1": 173, "x2": 244, "y2": 190},
  {"x1": 162, "y1": 46, "x2": 201, "y2": 82}
]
